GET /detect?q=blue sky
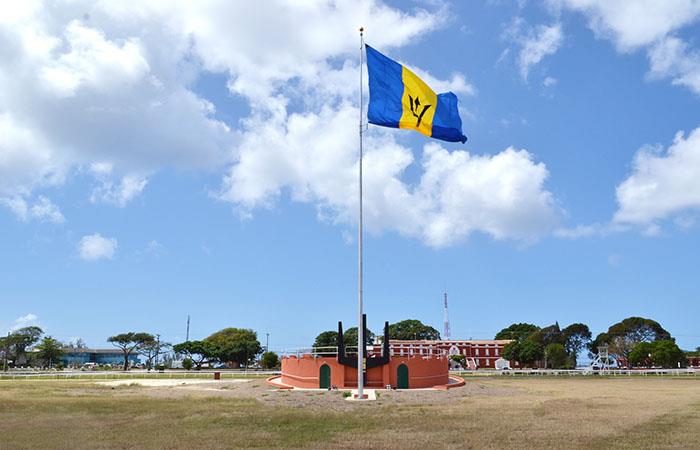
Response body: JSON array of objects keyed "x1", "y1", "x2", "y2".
[{"x1": 1, "y1": 1, "x2": 700, "y2": 352}]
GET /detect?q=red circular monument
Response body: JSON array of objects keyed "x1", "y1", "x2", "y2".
[{"x1": 267, "y1": 317, "x2": 464, "y2": 390}]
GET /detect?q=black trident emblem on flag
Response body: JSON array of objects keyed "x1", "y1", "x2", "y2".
[{"x1": 408, "y1": 94, "x2": 431, "y2": 127}]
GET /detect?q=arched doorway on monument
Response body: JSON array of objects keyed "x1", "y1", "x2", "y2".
[
  {"x1": 319, "y1": 364, "x2": 331, "y2": 389},
  {"x1": 397, "y1": 363, "x2": 409, "y2": 389}
]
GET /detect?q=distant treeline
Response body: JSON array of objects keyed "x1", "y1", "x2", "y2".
[
  {"x1": 494, "y1": 317, "x2": 692, "y2": 369},
  {"x1": 0, "y1": 327, "x2": 279, "y2": 371}
]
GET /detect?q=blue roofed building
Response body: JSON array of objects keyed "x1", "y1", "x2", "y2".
[{"x1": 61, "y1": 349, "x2": 140, "y2": 367}]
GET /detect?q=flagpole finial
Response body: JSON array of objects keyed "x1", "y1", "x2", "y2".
[{"x1": 359, "y1": 26, "x2": 364, "y2": 34}]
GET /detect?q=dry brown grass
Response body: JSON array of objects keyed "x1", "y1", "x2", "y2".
[{"x1": 1, "y1": 377, "x2": 699, "y2": 449}]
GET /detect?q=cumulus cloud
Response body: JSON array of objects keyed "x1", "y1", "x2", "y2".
[
  {"x1": 220, "y1": 103, "x2": 559, "y2": 247},
  {"x1": 614, "y1": 127, "x2": 700, "y2": 227},
  {"x1": 549, "y1": 0, "x2": 700, "y2": 52},
  {"x1": 0, "y1": 0, "x2": 232, "y2": 211},
  {"x1": 78, "y1": 233, "x2": 117, "y2": 261},
  {"x1": 0, "y1": 112, "x2": 64, "y2": 197},
  {"x1": 551, "y1": 0, "x2": 700, "y2": 93},
  {"x1": 647, "y1": 37, "x2": 700, "y2": 94},
  {"x1": 1, "y1": 1, "x2": 556, "y2": 247},
  {"x1": 504, "y1": 17, "x2": 563, "y2": 80},
  {"x1": 9, "y1": 313, "x2": 40, "y2": 332},
  {"x1": 39, "y1": 21, "x2": 150, "y2": 97}
]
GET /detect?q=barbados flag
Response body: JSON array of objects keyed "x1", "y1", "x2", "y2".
[{"x1": 365, "y1": 45, "x2": 467, "y2": 143}]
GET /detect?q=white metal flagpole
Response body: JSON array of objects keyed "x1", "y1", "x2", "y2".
[{"x1": 357, "y1": 26, "x2": 365, "y2": 399}]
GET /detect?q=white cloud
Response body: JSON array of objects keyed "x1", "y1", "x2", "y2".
[
  {"x1": 0, "y1": 1, "x2": 444, "y2": 199},
  {"x1": 0, "y1": 0, "x2": 232, "y2": 206},
  {"x1": 39, "y1": 21, "x2": 150, "y2": 97},
  {"x1": 0, "y1": 1, "x2": 557, "y2": 248},
  {"x1": 415, "y1": 144, "x2": 560, "y2": 246},
  {"x1": 0, "y1": 195, "x2": 64, "y2": 223},
  {"x1": 551, "y1": 0, "x2": 700, "y2": 94},
  {"x1": 9, "y1": 313, "x2": 39, "y2": 332},
  {"x1": 518, "y1": 24, "x2": 562, "y2": 80},
  {"x1": 78, "y1": 233, "x2": 117, "y2": 261},
  {"x1": 219, "y1": 102, "x2": 559, "y2": 247},
  {"x1": 504, "y1": 18, "x2": 563, "y2": 80},
  {"x1": 29, "y1": 196, "x2": 64, "y2": 223},
  {"x1": 0, "y1": 112, "x2": 64, "y2": 197},
  {"x1": 88, "y1": 163, "x2": 148, "y2": 207},
  {"x1": 543, "y1": 76, "x2": 558, "y2": 87},
  {"x1": 549, "y1": 0, "x2": 700, "y2": 52},
  {"x1": 648, "y1": 37, "x2": 700, "y2": 94},
  {"x1": 614, "y1": 127, "x2": 700, "y2": 226},
  {"x1": 0, "y1": 196, "x2": 29, "y2": 220}
]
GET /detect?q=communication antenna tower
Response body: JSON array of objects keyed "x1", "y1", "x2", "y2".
[{"x1": 443, "y1": 291, "x2": 451, "y2": 340}]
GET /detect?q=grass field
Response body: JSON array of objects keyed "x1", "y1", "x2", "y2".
[{"x1": 1, "y1": 377, "x2": 699, "y2": 449}]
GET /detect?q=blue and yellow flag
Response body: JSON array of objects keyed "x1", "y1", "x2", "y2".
[{"x1": 365, "y1": 44, "x2": 467, "y2": 143}]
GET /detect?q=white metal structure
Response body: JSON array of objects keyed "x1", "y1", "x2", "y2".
[{"x1": 589, "y1": 345, "x2": 615, "y2": 370}]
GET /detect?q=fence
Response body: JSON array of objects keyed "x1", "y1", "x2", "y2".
[
  {"x1": 0, "y1": 370, "x2": 280, "y2": 381},
  {"x1": 453, "y1": 368, "x2": 700, "y2": 377}
]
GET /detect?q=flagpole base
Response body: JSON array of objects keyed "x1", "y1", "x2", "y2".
[{"x1": 347, "y1": 389, "x2": 376, "y2": 401}]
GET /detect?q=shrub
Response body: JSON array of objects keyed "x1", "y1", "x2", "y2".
[
  {"x1": 182, "y1": 358, "x2": 193, "y2": 370},
  {"x1": 260, "y1": 352, "x2": 280, "y2": 369}
]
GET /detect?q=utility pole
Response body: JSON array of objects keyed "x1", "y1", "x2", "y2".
[
  {"x1": 155, "y1": 334, "x2": 161, "y2": 367},
  {"x1": 265, "y1": 333, "x2": 270, "y2": 353},
  {"x1": 186, "y1": 315, "x2": 190, "y2": 342}
]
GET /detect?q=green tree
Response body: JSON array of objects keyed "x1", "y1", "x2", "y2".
[
  {"x1": 629, "y1": 341, "x2": 685, "y2": 368},
  {"x1": 107, "y1": 332, "x2": 155, "y2": 371},
  {"x1": 34, "y1": 336, "x2": 64, "y2": 369},
  {"x1": 312, "y1": 331, "x2": 338, "y2": 349},
  {"x1": 650, "y1": 340, "x2": 686, "y2": 368},
  {"x1": 181, "y1": 358, "x2": 194, "y2": 370},
  {"x1": 545, "y1": 343, "x2": 568, "y2": 369},
  {"x1": 140, "y1": 339, "x2": 170, "y2": 370},
  {"x1": 7, "y1": 326, "x2": 44, "y2": 366},
  {"x1": 343, "y1": 327, "x2": 375, "y2": 347},
  {"x1": 260, "y1": 351, "x2": 280, "y2": 369},
  {"x1": 590, "y1": 317, "x2": 672, "y2": 361},
  {"x1": 495, "y1": 323, "x2": 540, "y2": 341},
  {"x1": 518, "y1": 340, "x2": 544, "y2": 367},
  {"x1": 528, "y1": 323, "x2": 565, "y2": 348},
  {"x1": 0, "y1": 335, "x2": 8, "y2": 371},
  {"x1": 205, "y1": 328, "x2": 261, "y2": 368},
  {"x1": 388, "y1": 319, "x2": 440, "y2": 340},
  {"x1": 502, "y1": 341, "x2": 521, "y2": 363},
  {"x1": 562, "y1": 323, "x2": 592, "y2": 366},
  {"x1": 173, "y1": 340, "x2": 213, "y2": 370},
  {"x1": 628, "y1": 342, "x2": 654, "y2": 367}
]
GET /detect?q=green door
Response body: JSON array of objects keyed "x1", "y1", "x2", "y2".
[
  {"x1": 319, "y1": 364, "x2": 331, "y2": 389},
  {"x1": 397, "y1": 364, "x2": 409, "y2": 389}
]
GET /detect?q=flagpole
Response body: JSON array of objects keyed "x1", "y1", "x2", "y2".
[{"x1": 357, "y1": 26, "x2": 365, "y2": 399}]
